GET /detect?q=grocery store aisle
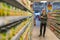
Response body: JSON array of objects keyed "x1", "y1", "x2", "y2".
[{"x1": 32, "y1": 26, "x2": 59, "y2": 40}]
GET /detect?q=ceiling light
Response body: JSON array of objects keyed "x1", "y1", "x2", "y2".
[{"x1": 40, "y1": 1, "x2": 47, "y2": 3}]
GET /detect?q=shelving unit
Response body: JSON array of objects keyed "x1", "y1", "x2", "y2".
[
  {"x1": 0, "y1": 16, "x2": 29, "y2": 26},
  {"x1": 11, "y1": 21, "x2": 31, "y2": 40},
  {"x1": 0, "y1": 0, "x2": 33, "y2": 40},
  {"x1": 1, "y1": 0, "x2": 27, "y2": 11},
  {"x1": 48, "y1": 12, "x2": 60, "y2": 39},
  {"x1": 16, "y1": 0, "x2": 33, "y2": 13}
]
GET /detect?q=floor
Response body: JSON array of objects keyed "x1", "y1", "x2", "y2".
[{"x1": 32, "y1": 19, "x2": 59, "y2": 40}]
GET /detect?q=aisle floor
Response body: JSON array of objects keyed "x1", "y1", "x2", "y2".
[{"x1": 32, "y1": 26, "x2": 59, "y2": 40}]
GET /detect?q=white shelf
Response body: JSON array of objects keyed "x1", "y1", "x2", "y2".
[
  {"x1": 11, "y1": 21, "x2": 30, "y2": 40},
  {"x1": 0, "y1": 16, "x2": 29, "y2": 26}
]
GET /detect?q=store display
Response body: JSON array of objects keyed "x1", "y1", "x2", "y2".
[
  {"x1": 0, "y1": 17, "x2": 33, "y2": 40},
  {"x1": 47, "y1": 2, "x2": 52, "y2": 12},
  {"x1": 48, "y1": 12, "x2": 60, "y2": 39},
  {"x1": 0, "y1": 1, "x2": 33, "y2": 40},
  {"x1": 19, "y1": 22, "x2": 32, "y2": 40},
  {"x1": 18, "y1": 0, "x2": 33, "y2": 13},
  {"x1": 0, "y1": 2, "x2": 32, "y2": 16},
  {"x1": 0, "y1": 0, "x2": 33, "y2": 40}
]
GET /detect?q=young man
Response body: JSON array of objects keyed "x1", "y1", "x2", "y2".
[{"x1": 39, "y1": 9, "x2": 47, "y2": 37}]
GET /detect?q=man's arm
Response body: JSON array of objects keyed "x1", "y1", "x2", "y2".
[
  {"x1": 40, "y1": 14, "x2": 44, "y2": 18},
  {"x1": 41, "y1": 14, "x2": 47, "y2": 19},
  {"x1": 43, "y1": 15, "x2": 47, "y2": 20}
]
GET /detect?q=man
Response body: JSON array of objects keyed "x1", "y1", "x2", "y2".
[{"x1": 39, "y1": 9, "x2": 47, "y2": 37}]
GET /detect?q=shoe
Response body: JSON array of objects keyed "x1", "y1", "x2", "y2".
[
  {"x1": 43, "y1": 35, "x2": 45, "y2": 37},
  {"x1": 39, "y1": 35, "x2": 42, "y2": 37}
]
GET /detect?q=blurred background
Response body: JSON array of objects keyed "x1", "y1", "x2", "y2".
[{"x1": 0, "y1": 0, "x2": 60, "y2": 40}]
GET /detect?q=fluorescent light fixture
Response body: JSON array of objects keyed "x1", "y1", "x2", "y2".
[{"x1": 40, "y1": 1, "x2": 47, "y2": 3}]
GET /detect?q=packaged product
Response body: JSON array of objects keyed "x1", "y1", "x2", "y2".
[
  {"x1": 8, "y1": 27, "x2": 15, "y2": 40},
  {"x1": 19, "y1": 36, "x2": 23, "y2": 40},
  {"x1": 0, "y1": 32, "x2": 8, "y2": 40}
]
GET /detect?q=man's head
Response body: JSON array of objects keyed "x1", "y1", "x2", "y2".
[{"x1": 42, "y1": 9, "x2": 46, "y2": 15}]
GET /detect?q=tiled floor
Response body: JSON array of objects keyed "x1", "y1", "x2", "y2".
[{"x1": 32, "y1": 27, "x2": 59, "y2": 40}]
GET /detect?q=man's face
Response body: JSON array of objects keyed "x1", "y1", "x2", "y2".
[{"x1": 43, "y1": 11, "x2": 46, "y2": 15}]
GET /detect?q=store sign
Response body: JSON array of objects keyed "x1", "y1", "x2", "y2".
[
  {"x1": 47, "y1": 3, "x2": 52, "y2": 12},
  {"x1": 48, "y1": 4, "x2": 52, "y2": 10}
]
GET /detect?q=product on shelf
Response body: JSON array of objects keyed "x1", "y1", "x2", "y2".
[
  {"x1": 53, "y1": 10, "x2": 60, "y2": 12},
  {"x1": 0, "y1": 0, "x2": 33, "y2": 40},
  {"x1": 19, "y1": 36, "x2": 23, "y2": 40},
  {"x1": 48, "y1": 12, "x2": 60, "y2": 39},
  {"x1": 15, "y1": 20, "x2": 28, "y2": 34},
  {"x1": 0, "y1": 2, "x2": 32, "y2": 16},
  {"x1": 0, "y1": 32, "x2": 8, "y2": 40},
  {"x1": 20, "y1": 22, "x2": 31, "y2": 40},
  {"x1": 8, "y1": 27, "x2": 15, "y2": 40}
]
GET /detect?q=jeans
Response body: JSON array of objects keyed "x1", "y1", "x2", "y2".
[{"x1": 40, "y1": 23, "x2": 47, "y2": 36}]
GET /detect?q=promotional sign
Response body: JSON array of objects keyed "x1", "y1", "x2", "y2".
[{"x1": 47, "y1": 3, "x2": 52, "y2": 12}]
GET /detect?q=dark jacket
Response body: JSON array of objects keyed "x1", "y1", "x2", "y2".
[{"x1": 40, "y1": 13, "x2": 47, "y2": 24}]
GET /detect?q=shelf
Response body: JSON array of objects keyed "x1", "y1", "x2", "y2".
[
  {"x1": 52, "y1": 19, "x2": 60, "y2": 24},
  {"x1": 0, "y1": 21, "x2": 21, "y2": 33},
  {"x1": 49, "y1": 12, "x2": 60, "y2": 14},
  {"x1": 1, "y1": 0, "x2": 33, "y2": 13},
  {"x1": 48, "y1": 22, "x2": 60, "y2": 33},
  {"x1": 48, "y1": 12, "x2": 60, "y2": 17},
  {"x1": 54, "y1": 31, "x2": 60, "y2": 39},
  {"x1": 48, "y1": 20, "x2": 60, "y2": 30},
  {"x1": 49, "y1": 19, "x2": 60, "y2": 24},
  {"x1": 0, "y1": 17, "x2": 27, "y2": 33},
  {"x1": 16, "y1": 0, "x2": 33, "y2": 13},
  {"x1": 0, "y1": 16, "x2": 30, "y2": 27},
  {"x1": 48, "y1": 18, "x2": 60, "y2": 25},
  {"x1": 48, "y1": 23, "x2": 60, "y2": 39},
  {"x1": 22, "y1": 23, "x2": 31, "y2": 39},
  {"x1": 0, "y1": 16, "x2": 31, "y2": 33},
  {"x1": 11, "y1": 21, "x2": 31, "y2": 40},
  {"x1": 49, "y1": 18, "x2": 60, "y2": 21},
  {"x1": 50, "y1": 15, "x2": 60, "y2": 17},
  {"x1": 1, "y1": 0, "x2": 28, "y2": 11}
]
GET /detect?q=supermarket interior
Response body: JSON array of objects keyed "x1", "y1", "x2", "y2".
[{"x1": 0, "y1": 0, "x2": 60, "y2": 40}]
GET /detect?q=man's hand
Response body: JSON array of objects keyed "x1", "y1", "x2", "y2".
[{"x1": 41, "y1": 16, "x2": 44, "y2": 18}]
